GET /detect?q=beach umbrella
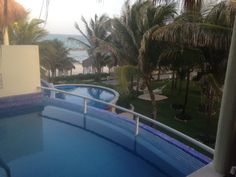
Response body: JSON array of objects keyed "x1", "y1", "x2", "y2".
[{"x1": 0, "y1": 0, "x2": 27, "y2": 45}]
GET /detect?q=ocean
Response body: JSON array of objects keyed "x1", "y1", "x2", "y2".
[{"x1": 44, "y1": 34, "x2": 89, "y2": 62}]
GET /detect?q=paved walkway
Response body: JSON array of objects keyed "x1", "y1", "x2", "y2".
[
  {"x1": 118, "y1": 112, "x2": 134, "y2": 119},
  {"x1": 138, "y1": 94, "x2": 168, "y2": 101},
  {"x1": 102, "y1": 79, "x2": 118, "y2": 85}
]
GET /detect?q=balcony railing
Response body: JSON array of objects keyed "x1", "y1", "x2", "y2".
[{"x1": 40, "y1": 86, "x2": 215, "y2": 155}]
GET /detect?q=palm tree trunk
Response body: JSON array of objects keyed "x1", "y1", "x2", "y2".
[
  {"x1": 51, "y1": 69, "x2": 56, "y2": 78},
  {"x1": 47, "y1": 70, "x2": 51, "y2": 79},
  {"x1": 158, "y1": 66, "x2": 161, "y2": 80},
  {"x1": 182, "y1": 69, "x2": 190, "y2": 114},
  {"x1": 96, "y1": 67, "x2": 101, "y2": 82},
  {"x1": 174, "y1": 73, "x2": 178, "y2": 89},
  {"x1": 205, "y1": 89, "x2": 214, "y2": 138},
  {"x1": 178, "y1": 79, "x2": 183, "y2": 94},
  {"x1": 171, "y1": 71, "x2": 175, "y2": 93},
  {"x1": 3, "y1": 0, "x2": 9, "y2": 45},
  {"x1": 130, "y1": 74, "x2": 134, "y2": 92},
  {"x1": 145, "y1": 74, "x2": 157, "y2": 120},
  {"x1": 136, "y1": 76, "x2": 140, "y2": 92},
  {"x1": 3, "y1": 27, "x2": 9, "y2": 45}
]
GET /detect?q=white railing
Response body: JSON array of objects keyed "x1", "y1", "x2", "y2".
[{"x1": 40, "y1": 86, "x2": 215, "y2": 155}]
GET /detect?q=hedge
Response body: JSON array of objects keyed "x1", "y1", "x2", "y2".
[{"x1": 51, "y1": 73, "x2": 110, "y2": 82}]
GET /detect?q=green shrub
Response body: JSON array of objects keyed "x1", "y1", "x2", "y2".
[
  {"x1": 116, "y1": 94, "x2": 133, "y2": 113},
  {"x1": 51, "y1": 73, "x2": 110, "y2": 83},
  {"x1": 115, "y1": 65, "x2": 141, "y2": 94}
]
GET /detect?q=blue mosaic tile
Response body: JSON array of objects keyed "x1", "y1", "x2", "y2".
[{"x1": 0, "y1": 93, "x2": 43, "y2": 118}]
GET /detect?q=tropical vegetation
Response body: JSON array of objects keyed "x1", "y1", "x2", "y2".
[
  {"x1": 66, "y1": 0, "x2": 235, "y2": 144},
  {"x1": 65, "y1": 0, "x2": 236, "y2": 123},
  {"x1": 39, "y1": 39, "x2": 75, "y2": 78},
  {"x1": 9, "y1": 17, "x2": 48, "y2": 45},
  {"x1": 1, "y1": 0, "x2": 235, "y2": 145},
  {"x1": 0, "y1": 10, "x2": 75, "y2": 79},
  {"x1": 69, "y1": 14, "x2": 112, "y2": 81},
  {"x1": 0, "y1": 0, "x2": 27, "y2": 45}
]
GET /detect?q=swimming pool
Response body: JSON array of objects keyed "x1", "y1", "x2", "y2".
[
  {"x1": 55, "y1": 84, "x2": 119, "y2": 110},
  {"x1": 0, "y1": 94, "x2": 211, "y2": 177}
]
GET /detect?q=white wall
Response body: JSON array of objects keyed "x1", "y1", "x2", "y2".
[{"x1": 0, "y1": 45, "x2": 40, "y2": 97}]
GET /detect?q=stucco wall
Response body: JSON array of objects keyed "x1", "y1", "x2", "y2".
[{"x1": 0, "y1": 45, "x2": 40, "y2": 97}]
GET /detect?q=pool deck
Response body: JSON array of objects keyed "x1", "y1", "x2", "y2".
[
  {"x1": 187, "y1": 163, "x2": 223, "y2": 177},
  {"x1": 138, "y1": 93, "x2": 168, "y2": 101}
]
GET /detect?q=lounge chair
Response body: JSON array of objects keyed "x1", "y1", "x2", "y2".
[{"x1": 153, "y1": 85, "x2": 167, "y2": 95}]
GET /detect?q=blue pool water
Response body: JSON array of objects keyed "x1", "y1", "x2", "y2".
[
  {"x1": 0, "y1": 111, "x2": 167, "y2": 177},
  {"x1": 0, "y1": 98, "x2": 209, "y2": 177},
  {"x1": 55, "y1": 85, "x2": 117, "y2": 110}
]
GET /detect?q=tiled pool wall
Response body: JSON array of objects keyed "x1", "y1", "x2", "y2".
[{"x1": 0, "y1": 92, "x2": 43, "y2": 118}]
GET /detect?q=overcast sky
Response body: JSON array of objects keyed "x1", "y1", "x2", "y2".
[{"x1": 16, "y1": 0, "x2": 130, "y2": 34}]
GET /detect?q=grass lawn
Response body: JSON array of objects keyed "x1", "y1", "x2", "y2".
[{"x1": 130, "y1": 80, "x2": 219, "y2": 150}]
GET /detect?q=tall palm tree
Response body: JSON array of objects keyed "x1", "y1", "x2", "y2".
[
  {"x1": 9, "y1": 17, "x2": 48, "y2": 44},
  {"x1": 39, "y1": 39, "x2": 74, "y2": 78},
  {"x1": 0, "y1": 0, "x2": 27, "y2": 45},
  {"x1": 140, "y1": 0, "x2": 236, "y2": 120},
  {"x1": 138, "y1": 1, "x2": 177, "y2": 120},
  {"x1": 151, "y1": 0, "x2": 235, "y2": 85},
  {"x1": 108, "y1": 17, "x2": 139, "y2": 65},
  {"x1": 70, "y1": 14, "x2": 111, "y2": 81},
  {"x1": 160, "y1": 48, "x2": 205, "y2": 116},
  {"x1": 109, "y1": 0, "x2": 176, "y2": 66}
]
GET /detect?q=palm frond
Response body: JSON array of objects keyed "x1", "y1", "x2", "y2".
[
  {"x1": 9, "y1": 17, "x2": 47, "y2": 44},
  {"x1": 205, "y1": 1, "x2": 236, "y2": 28},
  {"x1": 73, "y1": 22, "x2": 91, "y2": 45},
  {"x1": 68, "y1": 37, "x2": 90, "y2": 49},
  {"x1": 81, "y1": 16, "x2": 93, "y2": 37},
  {"x1": 152, "y1": 21, "x2": 232, "y2": 50}
]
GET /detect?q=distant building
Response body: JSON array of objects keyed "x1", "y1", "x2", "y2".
[
  {"x1": 71, "y1": 61, "x2": 83, "y2": 75},
  {"x1": 56, "y1": 61, "x2": 84, "y2": 76},
  {"x1": 82, "y1": 57, "x2": 96, "y2": 74}
]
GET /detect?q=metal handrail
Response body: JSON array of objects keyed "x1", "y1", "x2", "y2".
[{"x1": 40, "y1": 86, "x2": 215, "y2": 155}]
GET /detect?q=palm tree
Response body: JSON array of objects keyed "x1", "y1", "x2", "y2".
[
  {"x1": 9, "y1": 17, "x2": 48, "y2": 45},
  {"x1": 0, "y1": 0, "x2": 27, "y2": 45},
  {"x1": 107, "y1": 1, "x2": 176, "y2": 103},
  {"x1": 39, "y1": 39, "x2": 74, "y2": 78},
  {"x1": 160, "y1": 48, "x2": 205, "y2": 117},
  {"x1": 138, "y1": 1, "x2": 177, "y2": 120},
  {"x1": 109, "y1": 17, "x2": 139, "y2": 65},
  {"x1": 70, "y1": 14, "x2": 111, "y2": 81},
  {"x1": 152, "y1": 1, "x2": 235, "y2": 58},
  {"x1": 140, "y1": 0, "x2": 236, "y2": 120}
]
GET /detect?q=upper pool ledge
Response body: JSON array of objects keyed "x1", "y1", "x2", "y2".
[{"x1": 187, "y1": 163, "x2": 223, "y2": 177}]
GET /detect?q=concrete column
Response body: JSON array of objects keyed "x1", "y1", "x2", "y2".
[{"x1": 214, "y1": 17, "x2": 236, "y2": 174}]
